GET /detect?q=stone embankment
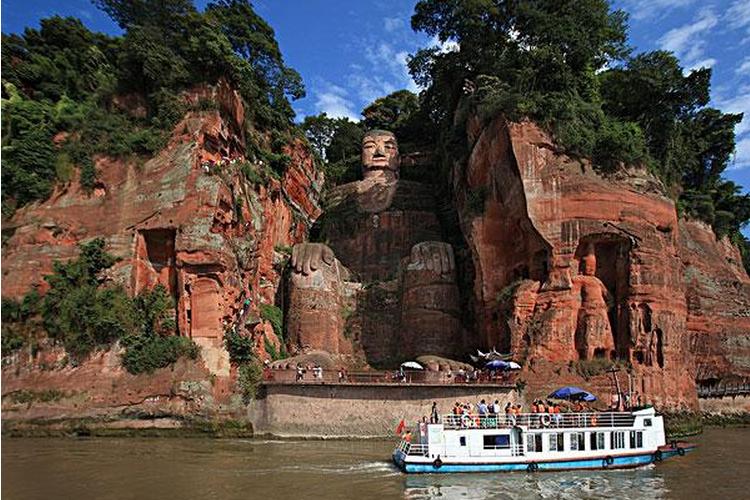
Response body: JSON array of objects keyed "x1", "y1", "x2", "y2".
[{"x1": 249, "y1": 382, "x2": 520, "y2": 438}]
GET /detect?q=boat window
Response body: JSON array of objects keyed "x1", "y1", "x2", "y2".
[
  {"x1": 644, "y1": 418, "x2": 652, "y2": 427},
  {"x1": 629, "y1": 431, "x2": 643, "y2": 448},
  {"x1": 483, "y1": 434, "x2": 510, "y2": 450},
  {"x1": 460, "y1": 436, "x2": 467, "y2": 447},
  {"x1": 548, "y1": 433, "x2": 564, "y2": 452},
  {"x1": 570, "y1": 432, "x2": 585, "y2": 451},
  {"x1": 590, "y1": 432, "x2": 606, "y2": 451},
  {"x1": 526, "y1": 434, "x2": 543, "y2": 453},
  {"x1": 611, "y1": 431, "x2": 625, "y2": 449}
]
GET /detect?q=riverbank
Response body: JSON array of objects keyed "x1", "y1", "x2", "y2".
[
  {"x1": 1, "y1": 416, "x2": 254, "y2": 438},
  {"x1": 4, "y1": 379, "x2": 749, "y2": 439},
  {"x1": 3, "y1": 411, "x2": 748, "y2": 439}
]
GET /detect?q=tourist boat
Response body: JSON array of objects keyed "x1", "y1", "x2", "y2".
[{"x1": 392, "y1": 407, "x2": 695, "y2": 473}]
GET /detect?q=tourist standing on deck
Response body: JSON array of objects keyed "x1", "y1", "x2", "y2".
[{"x1": 431, "y1": 402, "x2": 439, "y2": 424}]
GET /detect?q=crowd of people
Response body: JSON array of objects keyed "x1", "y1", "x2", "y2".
[
  {"x1": 427, "y1": 398, "x2": 601, "y2": 429},
  {"x1": 290, "y1": 364, "x2": 351, "y2": 383}
]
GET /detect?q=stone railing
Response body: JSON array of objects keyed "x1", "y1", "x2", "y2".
[
  {"x1": 697, "y1": 382, "x2": 750, "y2": 398},
  {"x1": 262, "y1": 368, "x2": 517, "y2": 386}
]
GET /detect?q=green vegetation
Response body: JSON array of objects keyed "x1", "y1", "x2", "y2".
[
  {"x1": 2, "y1": 290, "x2": 42, "y2": 353},
  {"x1": 5, "y1": 389, "x2": 68, "y2": 405},
  {"x1": 120, "y1": 285, "x2": 199, "y2": 374},
  {"x1": 301, "y1": 113, "x2": 364, "y2": 186},
  {"x1": 664, "y1": 411, "x2": 704, "y2": 438},
  {"x1": 223, "y1": 302, "x2": 284, "y2": 398},
  {"x1": 224, "y1": 327, "x2": 265, "y2": 401},
  {"x1": 223, "y1": 328, "x2": 255, "y2": 365},
  {"x1": 409, "y1": 0, "x2": 749, "y2": 269},
  {"x1": 237, "y1": 362, "x2": 263, "y2": 403},
  {"x1": 260, "y1": 303, "x2": 287, "y2": 360},
  {"x1": 2, "y1": 0, "x2": 304, "y2": 215},
  {"x1": 259, "y1": 304, "x2": 283, "y2": 339},
  {"x1": 301, "y1": 89, "x2": 438, "y2": 188},
  {"x1": 1, "y1": 239, "x2": 198, "y2": 372},
  {"x1": 40, "y1": 238, "x2": 133, "y2": 360}
]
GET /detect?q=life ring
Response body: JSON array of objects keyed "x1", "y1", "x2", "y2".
[
  {"x1": 603, "y1": 456, "x2": 614, "y2": 468},
  {"x1": 653, "y1": 450, "x2": 663, "y2": 462},
  {"x1": 433, "y1": 457, "x2": 443, "y2": 469},
  {"x1": 540, "y1": 414, "x2": 552, "y2": 427},
  {"x1": 461, "y1": 414, "x2": 475, "y2": 428},
  {"x1": 527, "y1": 462, "x2": 539, "y2": 472}
]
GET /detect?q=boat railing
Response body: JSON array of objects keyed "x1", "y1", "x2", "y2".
[
  {"x1": 440, "y1": 412, "x2": 636, "y2": 430},
  {"x1": 511, "y1": 444, "x2": 525, "y2": 456}
]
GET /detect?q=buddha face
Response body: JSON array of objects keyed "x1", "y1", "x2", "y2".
[{"x1": 361, "y1": 131, "x2": 400, "y2": 177}]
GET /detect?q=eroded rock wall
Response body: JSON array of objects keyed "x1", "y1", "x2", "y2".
[
  {"x1": 455, "y1": 116, "x2": 750, "y2": 409},
  {"x1": 2, "y1": 82, "x2": 322, "y2": 418}
]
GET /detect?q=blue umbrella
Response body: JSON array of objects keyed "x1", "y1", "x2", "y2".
[
  {"x1": 485, "y1": 360, "x2": 511, "y2": 370},
  {"x1": 548, "y1": 386, "x2": 597, "y2": 402}
]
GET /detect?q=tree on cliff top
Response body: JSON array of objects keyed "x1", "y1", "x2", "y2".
[
  {"x1": 2, "y1": 1, "x2": 304, "y2": 214},
  {"x1": 409, "y1": 0, "x2": 748, "y2": 265},
  {"x1": 92, "y1": 0, "x2": 304, "y2": 127}
]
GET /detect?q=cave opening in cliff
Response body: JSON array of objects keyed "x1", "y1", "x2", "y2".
[
  {"x1": 134, "y1": 228, "x2": 178, "y2": 299},
  {"x1": 574, "y1": 234, "x2": 631, "y2": 360}
]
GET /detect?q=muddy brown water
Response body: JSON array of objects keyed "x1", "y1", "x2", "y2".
[{"x1": 2, "y1": 427, "x2": 748, "y2": 499}]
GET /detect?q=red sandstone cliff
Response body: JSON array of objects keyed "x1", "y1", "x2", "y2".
[
  {"x1": 454, "y1": 116, "x2": 750, "y2": 409},
  {"x1": 1, "y1": 81, "x2": 322, "y2": 424},
  {"x1": 3, "y1": 99, "x2": 749, "y2": 421}
]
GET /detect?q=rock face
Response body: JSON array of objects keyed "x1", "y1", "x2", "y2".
[
  {"x1": 3, "y1": 93, "x2": 749, "y2": 416},
  {"x1": 453, "y1": 117, "x2": 750, "y2": 408},
  {"x1": 2, "y1": 80, "x2": 322, "y2": 386}
]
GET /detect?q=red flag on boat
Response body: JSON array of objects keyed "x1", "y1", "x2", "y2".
[{"x1": 395, "y1": 419, "x2": 405, "y2": 436}]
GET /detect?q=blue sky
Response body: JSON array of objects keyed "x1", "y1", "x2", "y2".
[{"x1": 2, "y1": 0, "x2": 750, "y2": 189}]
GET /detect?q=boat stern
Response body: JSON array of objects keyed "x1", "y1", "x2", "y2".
[{"x1": 392, "y1": 442, "x2": 408, "y2": 471}]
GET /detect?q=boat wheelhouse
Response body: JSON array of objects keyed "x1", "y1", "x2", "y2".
[{"x1": 393, "y1": 407, "x2": 694, "y2": 473}]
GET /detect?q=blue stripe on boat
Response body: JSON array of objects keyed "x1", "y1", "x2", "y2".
[{"x1": 399, "y1": 452, "x2": 662, "y2": 473}]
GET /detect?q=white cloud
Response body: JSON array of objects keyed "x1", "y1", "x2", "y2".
[
  {"x1": 737, "y1": 57, "x2": 750, "y2": 75},
  {"x1": 359, "y1": 42, "x2": 420, "y2": 98},
  {"x1": 621, "y1": 0, "x2": 696, "y2": 21},
  {"x1": 430, "y1": 35, "x2": 460, "y2": 54},
  {"x1": 383, "y1": 17, "x2": 403, "y2": 33},
  {"x1": 688, "y1": 58, "x2": 717, "y2": 72},
  {"x1": 729, "y1": 136, "x2": 750, "y2": 170},
  {"x1": 726, "y1": 0, "x2": 750, "y2": 34},
  {"x1": 716, "y1": 86, "x2": 750, "y2": 136},
  {"x1": 314, "y1": 83, "x2": 359, "y2": 121},
  {"x1": 658, "y1": 8, "x2": 718, "y2": 67},
  {"x1": 348, "y1": 73, "x2": 397, "y2": 105}
]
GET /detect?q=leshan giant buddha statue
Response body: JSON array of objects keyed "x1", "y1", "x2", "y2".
[{"x1": 283, "y1": 130, "x2": 466, "y2": 369}]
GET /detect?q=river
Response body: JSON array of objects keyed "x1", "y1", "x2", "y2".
[{"x1": 2, "y1": 427, "x2": 747, "y2": 499}]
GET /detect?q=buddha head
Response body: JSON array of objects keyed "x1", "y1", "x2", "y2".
[
  {"x1": 581, "y1": 243, "x2": 597, "y2": 277},
  {"x1": 361, "y1": 130, "x2": 400, "y2": 179}
]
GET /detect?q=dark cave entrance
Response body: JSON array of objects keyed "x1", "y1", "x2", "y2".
[{"x1": 134, "y1": 228, "x2": 178, "y2": 299}]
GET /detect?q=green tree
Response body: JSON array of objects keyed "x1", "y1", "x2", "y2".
[
  {"x1": 301, "y1": 115, "x2": 363, "y2": 186},
  {"x1": 301, "y1": 113, "x2": 338, "y2": 159},
  {"x1": 39, "y1": 238, "x2": 132, "y2": 359},
  {"x1": 2, "y1": 1, "x2": 306, "y2": 212}
]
